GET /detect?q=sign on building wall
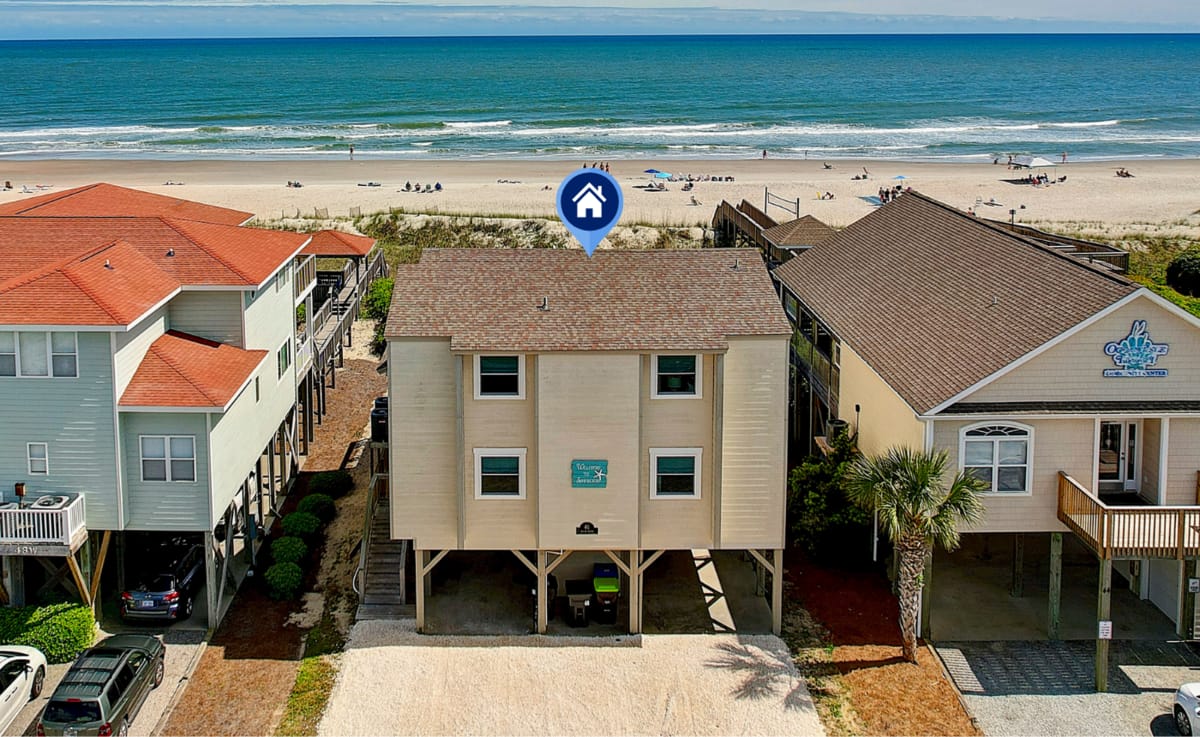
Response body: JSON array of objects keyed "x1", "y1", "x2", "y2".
[
  {"x1": 571, "y1": 460, "x2": 608, "y2": 488},
  {"x1": 1103, "y1": 320, "x2": 1169, "y2": 377}
]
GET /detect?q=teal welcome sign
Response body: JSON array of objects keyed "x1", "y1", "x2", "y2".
[{"x1": 571, "y1": 460, "x2": 608, "y2": 488}]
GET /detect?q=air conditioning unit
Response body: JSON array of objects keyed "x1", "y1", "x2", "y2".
[{"x1": 31, "y1": 495, "x2": 71, "y2": 510}]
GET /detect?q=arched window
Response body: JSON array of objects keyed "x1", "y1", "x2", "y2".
[{"x1": 961, "y1": 424, "x2": 1032, "y2": 494}]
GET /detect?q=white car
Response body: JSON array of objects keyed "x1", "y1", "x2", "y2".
[
  {"x1": 0, "y1": 646, "x2": 47, "y2": 733},
  {"x1": 1176, "y1": 683, "x2": 1200, "y2": 735}
]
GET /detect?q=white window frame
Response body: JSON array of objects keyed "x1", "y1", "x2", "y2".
[
  {"x1": 473, "y1": 448, "x2": 527, "y2": 499},
  {"x1": 473, "y1": 354, "x2": 525, "y2": 400},
  {"x1": 0, "y1": 331, "x2": 78, "y2": 379},
  {"x1": 139, "y1": 435, "x2": 197, "y2": 483},
  {"x1": 958, "y1": 421, "x2": 1033, "y2": 497},
  {"x1": 651, "y1": 354, "x2": 703, "y2": 399},
  {"x1": 26, "y1": 442, "x2": 48, "y2": 475},
  {"x1": 649, "y1": 447, "x2": 703, "y2": 500},
  {"x1": 277, "y1": 339, "x2": 291, "y2": 381}
]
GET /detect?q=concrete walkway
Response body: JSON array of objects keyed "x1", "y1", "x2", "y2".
[
  {"x1": 938, "y1": 640, "x2": 1200, "y2": 735},
  {"x1": 320, "y1": 620, "x2": 825, "y2": 736}
]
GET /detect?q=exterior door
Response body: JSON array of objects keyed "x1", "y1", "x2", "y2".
[{"x1": 1098, "y1": 421, "x2": 1138, "y2": 494}]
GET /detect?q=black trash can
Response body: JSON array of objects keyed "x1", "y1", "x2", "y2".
[
  {"x1": 373, "y1": 396, "x2": 389, "y2": 410},
  {"x1": 565, "y1": 579, "x2": 591, "y2": 627},
  {"x1": 370, "y1": 406, "x2": 388, "y2": 442}
]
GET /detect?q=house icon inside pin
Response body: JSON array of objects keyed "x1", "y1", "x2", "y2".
[{"x1": 572, "y1": 182, "x2": 606, "y2": 219}]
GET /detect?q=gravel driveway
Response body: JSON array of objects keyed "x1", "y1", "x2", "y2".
[
  {"x1": 3, "y1": 629, "x2": 205, "y2": 737},
  {"x1": 938, "y1": 640, "x2": 1200, "y2": 736},
  {"x1": 320, "y1": 620, "x2": 825, "y2": 736}
]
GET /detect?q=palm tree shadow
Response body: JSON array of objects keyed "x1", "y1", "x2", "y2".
[{"x1": 704, "y1": 640, "x2": 815, "y2": 711}]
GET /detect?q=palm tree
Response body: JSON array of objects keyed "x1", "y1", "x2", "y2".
[{"x1": 845, "y1": 447, "x2": 987, "y2": 663}]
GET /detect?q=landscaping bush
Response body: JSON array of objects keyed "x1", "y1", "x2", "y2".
[
  {"x1": 361, "y1": 277, "x2": 394, "y2": 321},
  {"x1": 787, "y1": 430, "x2": 872, "y2": 561},
  {"x1": 297, "y1": 493, "x2": 336, "y2": 523},
  {"x1": 281, "y1": 511, "x2": 322, "y2": 539},
  {"x1": 264, "y1": 562, "x2": 304, "y2": 600},
  {"x1": 1166, "y1": 250, "x2": 1200, "y2": 297},
  {"x1": 271, "y1": 535, "x2": 308, "y2": 565},
  {"x1": 0, "y1": 602, "x2": 95, "y2": 663},
  {"x1": 309, "y1": 470, "x2": 353, "y2": 499}
]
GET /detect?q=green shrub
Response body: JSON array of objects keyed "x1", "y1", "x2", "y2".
[
  {"x1": 297, "y1": 493, "x2": 336, "y2": 523},
  {"x1": 309, "y1": 470, "x2": 353, "y2": 499},
  {"x1": 361, "y1": 277, "x2": 394, "y2": 321},
  {"x1": 0, "y1": 603, "x2": 95, "y2": 663},
  {"x1": 296, "y1": 303, "x2": 307, "y2": 324},
  {"x1": 271, "y1": 536, "x2": 308, "y2": 565},
  {"x1": 1167, "y1": 250, "x2": 1200, "y2": 297},
  {"x1": 265, "y1": 562, "x2": 304, "y2": 600},
  {"x1": 787, "y1": 430, "x2": 872, "y2": 561},
  {"x1": 281, "y1": 511, "x2": 322, "y2": 539}
]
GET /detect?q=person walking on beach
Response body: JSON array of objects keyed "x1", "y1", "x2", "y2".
[
  {"x1": 349, "y1": 144, "x2": 355, "y2": 160},
  {"x1": 1061, "y1": 151, "x2": 1068, "y2": 163},
  {"x1": 762, "y1": 149, "x2": 768, "y2": 159}
]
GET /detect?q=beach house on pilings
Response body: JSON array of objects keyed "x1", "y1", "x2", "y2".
[
  {"x1": 771, "y1": 192, "x2": 1200, "y2": 690},
  {"x1": 0, "y1": 183, "x2": 375, "y2": 623},
  {"x1": 383, "y1": 248, "x2": 791, "y2": 635}
]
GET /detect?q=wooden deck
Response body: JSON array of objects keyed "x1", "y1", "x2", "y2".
[{"x1": 1057, "y1": 471, "x2": 1200, "y2": 560}]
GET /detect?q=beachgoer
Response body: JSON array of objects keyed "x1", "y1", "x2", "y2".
[
  {"x1": 349, "y1": 144, "x2": 354, "y2": 160},
  {"x1": 762, "y1": 149, "x2": 767, "y2": 159},
  {"x1": 435, "y1": 182, "x2": 442, "y2": 191},
  {"x1": 1061, "y1": 151, "x2": 1068, "y2": 164}
]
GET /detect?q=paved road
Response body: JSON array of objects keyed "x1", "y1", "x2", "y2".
[
  {"x1": 3, "y1": 629, "x2": 205, "y2": 737},
  {"x1": 938, "y1": 640, "x2": 1200, "y2": 736}
]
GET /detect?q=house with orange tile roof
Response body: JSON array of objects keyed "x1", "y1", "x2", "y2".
[
  {"x1": 0, "y1": 184, "x2": 384, "y2": 623},
  {"x1": 771, "y1": 192, "x2": 1200, "y2": 690},
  {"x1": 383, "y1": 248, "x2": 792, "y2": 635}
]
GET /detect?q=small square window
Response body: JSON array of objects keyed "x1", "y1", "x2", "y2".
[
  {"x1": 474, "y1": 448, "x2": 526, "y2": 499},
  {"x1": 140, "y1": 435, "x2": 195, "y2": 482},
  {"x1": 474, "y1": 355, "x2": 524, "y2": 399},
  {"x1": 653, "y1": 355, "x2": 701, "y2": 398},
  {"x1": 650, "y1": 448, "x2": 702, "y2": 499}
]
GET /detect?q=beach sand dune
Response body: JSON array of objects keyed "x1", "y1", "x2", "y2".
[{"x1": 2, "y1": 159, "x2": 1198, "y2": 237}]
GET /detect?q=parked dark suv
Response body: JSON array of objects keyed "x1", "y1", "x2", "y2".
[
  {"x1": 37, "y1": 634, "x2": 165, "y2": 736},
  {"x1": 119, "y1": 540, "x2": 203, "y2": 621}
]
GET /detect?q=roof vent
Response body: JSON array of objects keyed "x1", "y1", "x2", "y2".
[
  {"x1": 166, "y1": 247, "x2": 175, "y2": 257},
  {"x1": 104, "y1": 259, "x2": 112, "y2": 269},
  {"x1": 537, "y1": 296, "x2": 550, "y2": 312}
]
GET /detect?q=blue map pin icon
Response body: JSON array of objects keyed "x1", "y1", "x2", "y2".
[{"x1": 555, "y1": 168, "x2": 624, "y2": 257}]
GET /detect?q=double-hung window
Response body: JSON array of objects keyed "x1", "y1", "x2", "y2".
[
  {"x1": 652, "y1": 354, "x2": 701, "y2": 398},
  {"x1": 475, "y1": 355, "x2": 524, "y2": 399},
  {"x1": 140, "y1": 436, "x2": 196, "y2": 482},
  {"x1": 650, "y1": 448, "x2": 702, "y2": 499},
  {"x1": 27, "y1": 443, "x2": 48, "y2": 475},
  {"x1": 277, "y1": 339, "x2": 291, "y2": 380},
  {"x1": 961, "y1": 424, "x2": 1031, "y2": 494},
  {"x1": 0, "y1": 331, "x2": 77, "y2": 378},
  {"x1": 473, "y1": 448, "x2": 526, "y2": 498}
]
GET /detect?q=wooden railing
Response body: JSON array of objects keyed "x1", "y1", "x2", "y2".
[
  {"x1": 1058, "y1": 471, "x2": 1200, "y2": 560},
  {"x1": 294, "y1": 255, "x2": 316, "y2": 302},
  {"x1": 0, "y1": 494, "x2": 86, "y2": 551}
]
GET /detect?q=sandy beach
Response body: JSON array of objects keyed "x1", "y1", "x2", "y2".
[{"x1": 2, "y1": 158, "x2": 1198, "y2": 237}]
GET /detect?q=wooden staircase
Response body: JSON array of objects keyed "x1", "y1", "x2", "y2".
[{"x1": 355, "y1": 498, "x2": 415, "y2": 620}]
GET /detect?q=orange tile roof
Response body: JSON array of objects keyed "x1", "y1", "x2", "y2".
[
  {"x1": 302, "y1": 229, "x2": 376, "y2": 257},
  {"x1": 119, "y1": 331, "x2": 267, "y2": 409},
  {"x1": 0, "y1": 183, "x2": 252, "y2": 225},
  {"x1": 0, "y1": 214, "x2": 309, "y2": 326},
  {"x1": 385, "y1": 248, "x2": 791, "y2": 351}
]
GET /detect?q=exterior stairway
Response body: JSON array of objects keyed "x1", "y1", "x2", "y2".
[{"x1": 355, "y1": 498, "x2": 414, "y2": 620}]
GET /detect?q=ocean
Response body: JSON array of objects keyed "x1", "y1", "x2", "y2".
[{"x1": 1, "y1": 34, "x2": 1198, "y2": 161}]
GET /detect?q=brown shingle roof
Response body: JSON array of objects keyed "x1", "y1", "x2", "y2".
[
  {"x1": 385, "y1": 248, "x2": 791, "y2": 351},
  {"x1": 764, "y1": 215, "x2": 835, "y2": 248},
  {"x1": 773, "y1": 192, "x2": 1137, "y2": 414}
]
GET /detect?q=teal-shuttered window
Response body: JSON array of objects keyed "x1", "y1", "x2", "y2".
[
  {"x1": 474, "y1": 448, "x2": 527, "y2": 498},
  {"x1": 653, "y1": 354, "x2": 700, "y2": 398},
  {"x1": 475, "y1": 355, "x2": 524, "y2": 398},
  {"x1": 650, "y1": 448, "x2": 702, "y2": 499}
]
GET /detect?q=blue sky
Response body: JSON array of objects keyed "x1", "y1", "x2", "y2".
[{"x1": 2, "y1": 0, "x2": 1198, "y2": 40}]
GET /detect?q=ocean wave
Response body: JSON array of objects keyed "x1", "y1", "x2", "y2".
[
  {"x1": 443, "y1": 120, "x2": 512, "y2": 129},
  {"x1": 1044, "y1": 120, "x2": 1122, "y2": 128}
]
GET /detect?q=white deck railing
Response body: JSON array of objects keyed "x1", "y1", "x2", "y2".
[{"x1": 0, "y1": 495, "x2": 86, "y2": 547}]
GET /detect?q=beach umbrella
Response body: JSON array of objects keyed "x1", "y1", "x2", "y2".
[
  {"x1": 654, "y1": 172, "x2": 672, "y2": 179},
  {"x1": 893, "y1": 175, "x2": 908, "y2": 180},
  {"x1": 644, "y1": 169, "x2": 661, "y2": 174}
]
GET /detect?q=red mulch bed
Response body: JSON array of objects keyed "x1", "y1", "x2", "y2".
[
  {"x1": 788, "y1": 548, "x2": 980, "y2": 737},
  {"x1": 161, "y1": 358, "x2": 385, "y2": 737}
]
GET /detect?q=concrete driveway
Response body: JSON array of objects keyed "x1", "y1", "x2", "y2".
[
  {"x1": 3, "y1": 629, "x2": 205, "y2": 737},
  {"x1": 320, "y1": 620, "x2": 825, "y2": 736},
  {"x1": 938, "y1": 640, "x2": 1200, "y2": 736}
]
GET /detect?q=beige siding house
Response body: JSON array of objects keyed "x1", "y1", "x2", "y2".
[
  {"x1": 772, "y1": 193, "x2": 1200, "y2": 687},
  {"x1": 385, "y1": 248, "x2": 791, "y2": 634}
]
